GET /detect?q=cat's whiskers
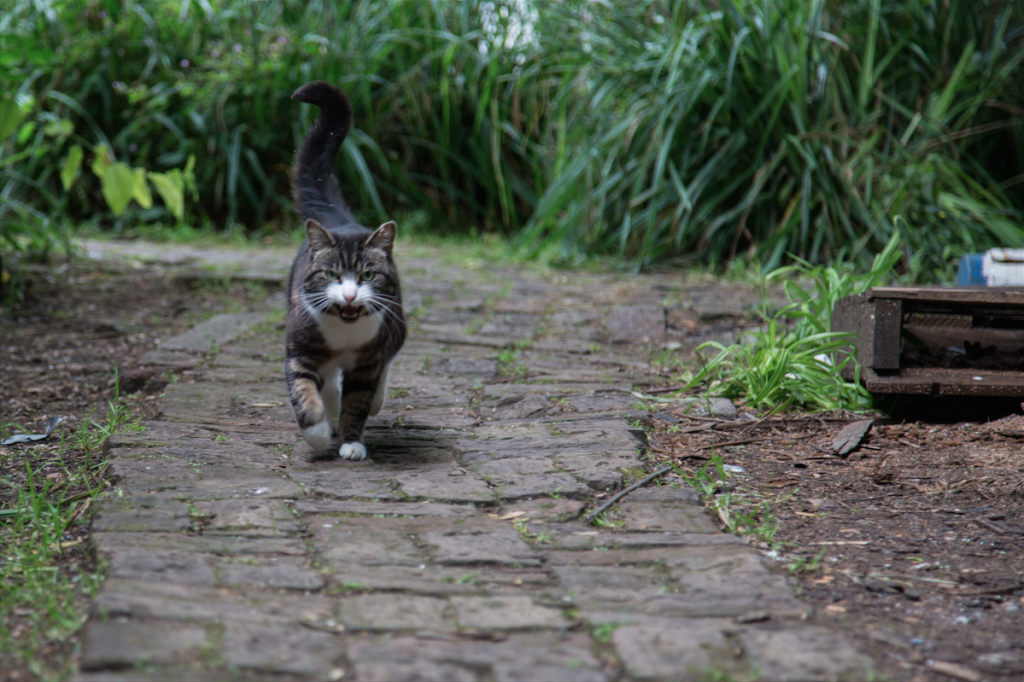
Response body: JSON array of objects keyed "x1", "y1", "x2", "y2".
[{"x1": 302, "y1": 291, "x2": 336, "y2": 317}]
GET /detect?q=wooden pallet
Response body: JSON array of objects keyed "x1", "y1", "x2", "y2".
[{"x1": 831, "y1": 287, "x2": 1024, "y2": 397}]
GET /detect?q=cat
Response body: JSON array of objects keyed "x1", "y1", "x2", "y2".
[{"x1": 284, "y1": 81, "x2": 406, "y2": 461}]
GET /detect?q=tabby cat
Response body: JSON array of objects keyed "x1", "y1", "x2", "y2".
[{"x1": 285, "y1": 81, "x2": 406, "y2": 460}]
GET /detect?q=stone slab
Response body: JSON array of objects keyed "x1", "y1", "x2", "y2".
[
  {"x1": 496, "y1": 473, "x2": 591, "y2": 501},
  {"x1": 193, "y1": 499, "x2": 301, "y2": 535},
  {"x1": 425, "y1": 529, "x2": 541, "y2": 567},
  {"x1": 219, "y1": 557, "x2": 325, "y2": 591},
  {"x1": 80, "y1": 621, "x2": 208, "y2": 670},
  {"x1": 607, "y1": 305, "x2": 666, "y2": 343},
  {"x1": 91, "y1": 499, "x2": 193, "y2": 533},
  {"x1": 611, "y1": 620, "x2": 745, "y2": 680},
  {"x1": 222, "y1": 620, "x2": 341, "y2": 676},
  {"x1": 312, "y1": 522, "x2": 424, "y2": 568},
  {"x1": 395, "y1": 469, "x2": 496, "y2": 503},
  {"x1": 452, "y1": 596, "x2": 567, "y2": 630},
  {"x1": 106, "y1": 550, "x2": 216, "y2": 587},
  {"x1": 294, "y1": 499, "x2": 477, "y2": 517},
  {"x1": 287, "y1": 469, "x2": 401, "y2": 501},
  {"x1": 618, "y1": 502, "x2": 719, "y2": 533},
  {"x1": 347, "y1": 633, "x2": 608, "y2": 682},
  {"x1": 158, "y1": 312, "x2": 266, "y2": 353},
  {"x1": 339, "y1": 594, "x2": 455, "y2": 631}
]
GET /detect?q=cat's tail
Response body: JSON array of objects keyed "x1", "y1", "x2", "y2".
[{"x1": 291, "y1": 81, "x2": 354, "y2": 227}]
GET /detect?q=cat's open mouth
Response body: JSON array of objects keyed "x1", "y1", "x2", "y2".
[{"x1": 338, "y1": 305, "x2": 363, "y2": 322}]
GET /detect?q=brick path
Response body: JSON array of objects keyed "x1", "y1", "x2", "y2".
[{"x1": 75, "y1": 244, "x2": 874, "y2": 681}]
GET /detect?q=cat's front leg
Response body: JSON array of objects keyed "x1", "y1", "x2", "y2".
[
  {"x1": 286, "y1": 357, "x2": 331, "y2": 453},
  {"x1": 337, "y1": 366, "x2": 378, "y2": 461},
  {"x1": 322, "y1": 366, "x2": 342, "y2": 436}
]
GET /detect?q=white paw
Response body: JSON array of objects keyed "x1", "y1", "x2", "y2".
[
  {"x1": 339, "y1": 442, "x2": 367, "y2": 461},
  {"x1": 302, "y1": 422, "x2": 332, "y2": 452}
]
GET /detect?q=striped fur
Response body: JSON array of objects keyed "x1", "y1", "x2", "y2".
[{"x1": 285, "y1": 82, "x2": 406, "y2": 460}]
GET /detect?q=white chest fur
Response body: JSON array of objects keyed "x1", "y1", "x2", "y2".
[{"x1": 316, "y1": 312, "x2": 380, "y2": 370}]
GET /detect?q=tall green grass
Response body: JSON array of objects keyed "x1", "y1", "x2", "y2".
[
  {"x1": 521, "y1": 0, "x2": 1024, "y2": 275},
  {"x1": 1, "y1": 0, "x2": 554, "y2": 237},
  {"x1": 2, "y1": 0, "x2": 1022, "y2": 276}
]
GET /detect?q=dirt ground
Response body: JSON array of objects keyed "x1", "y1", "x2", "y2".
[
  {"x1": 1, "y1": 255, "x2": 1022, "y2": 681},
  {"x1": 645, "y1": 403, "x2": 1024, "y2": 682}
]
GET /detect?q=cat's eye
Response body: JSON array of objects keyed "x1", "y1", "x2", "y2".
[
  {"x1": 324, "y1": 270, "x2": 339, "y2": 280},
  {"x1": 360, "y1": 271, "x2": 376, "y2": 282}
]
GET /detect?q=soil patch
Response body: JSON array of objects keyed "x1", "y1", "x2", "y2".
[{"x1": 647, "y1": 404, "x2": 1024, "y2": 682}]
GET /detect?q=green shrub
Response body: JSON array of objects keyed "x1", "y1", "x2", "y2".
[
  {"x1": 520, "y1": 0, "x2": 1024, "y2": 275},
  {"x1": 1, "y1": 0, "x2": 1021, "y2": 275},
  {"x1": 684, "y1": 231, "x2": 903, "y2": 412}
]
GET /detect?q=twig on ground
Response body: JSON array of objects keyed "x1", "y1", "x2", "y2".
[
  {"x1": 694, "y1": 437, "x2": 763, "y2": 450},
  {"x1": 647, "y1": 444, "x2": 711, "y2": 460},
  {"x1": 973, "y1": 517, "x2": 1008, "y2": 535},
  {"x1": 944, "y1": 582, "x2": 1024, "y2": 597},
  {"x1": 584, "y1": 464, "x2": 676, "y2": 524}
]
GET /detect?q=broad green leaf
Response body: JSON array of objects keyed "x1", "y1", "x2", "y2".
[
  {"x1": 132, "y1": 168, "x2": 152, "y2": 209},
  {"x1": 183, "y1": 154, "x2": 198, "y2": 200},
  {"x1": 101, "y1": 162, "x2": 136, "y2": 216},
  {"x1": 91, "y1": 145, "x2": 111, "y2": 179},
  {"x1": 17, "y1": 121, "x2": 36, "y2": 145},
  {"x1": 43, "y1": 119, "x2": 74, "y2": 139},
  {"x1": 61, "y1": 145, "x2": 83, "y2": 191},
  {"x1": 0, "y1": 97, "x2": 29, "y2": 140},
  {"x1": 149, "y1": 171, "x2": 184, "y2": 221}
]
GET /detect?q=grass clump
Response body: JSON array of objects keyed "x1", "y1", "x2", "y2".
[
  {"x1": 683, "y1": 231, "x2": 903, "y2": 412},
  {"x1": 679, "y1": 456, "x2": 784, "y2": 548},
  {"x1": 0, "y1": 369, "x2": 141, "y2": 680}
]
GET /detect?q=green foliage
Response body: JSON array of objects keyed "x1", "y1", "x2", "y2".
[
  {"x1": 1, "y1": 0, "x2": 551, "y2": 238},
  {"x1": 1, "y1": 0, "x2": 1022, "y2": 275},
  {"x1": 520, "y1": 0, "x2": 1024, "y2": 273},
  {"x1": 684, "y1": 232, "x2": 903, "y2": 412}
]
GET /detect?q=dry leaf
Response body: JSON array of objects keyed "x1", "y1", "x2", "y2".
[
  {"x1": 832, "y1": 419, "x2": 873, "y2": 456},
  {"x1": 497, "y1": 511, "x2": 526, "y2": 520}
]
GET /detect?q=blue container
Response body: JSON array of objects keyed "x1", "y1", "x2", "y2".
[{"x1": 956, "y1": 253, "x2": 985, "y2": 286}]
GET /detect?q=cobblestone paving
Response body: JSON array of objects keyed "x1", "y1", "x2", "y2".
[{"x1": 75, "y1": 244, "x2": 874, "y2": 681}]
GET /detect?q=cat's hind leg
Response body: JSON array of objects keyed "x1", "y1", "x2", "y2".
[{"x1": 369, "y1": 361, "x2": 392, "y2": 416}]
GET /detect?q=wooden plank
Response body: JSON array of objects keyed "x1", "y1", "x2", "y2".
[
  {"x1": 870, "y1": 287, "x2": 1024, "y2": 306},
  {"x1": 902, "y1": 325, "x2": 1024, "y2": 354},
  {"x1": 872, "y1": 298, "x2": 901, "y2": 371},
  {"x1": 862, "y1": 368, "x2": 1024, "y2": 397},
  {"x1": 831, "y1": 293, "x2": 870, "y2": 381}
]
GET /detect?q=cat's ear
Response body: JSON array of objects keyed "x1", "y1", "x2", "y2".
[
  {"x1": 366, "y1": 221, "x2": 397, "y2": 255},
  {"x1": 306, "y1": 219, "x2": 335, "y2": 252}
]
